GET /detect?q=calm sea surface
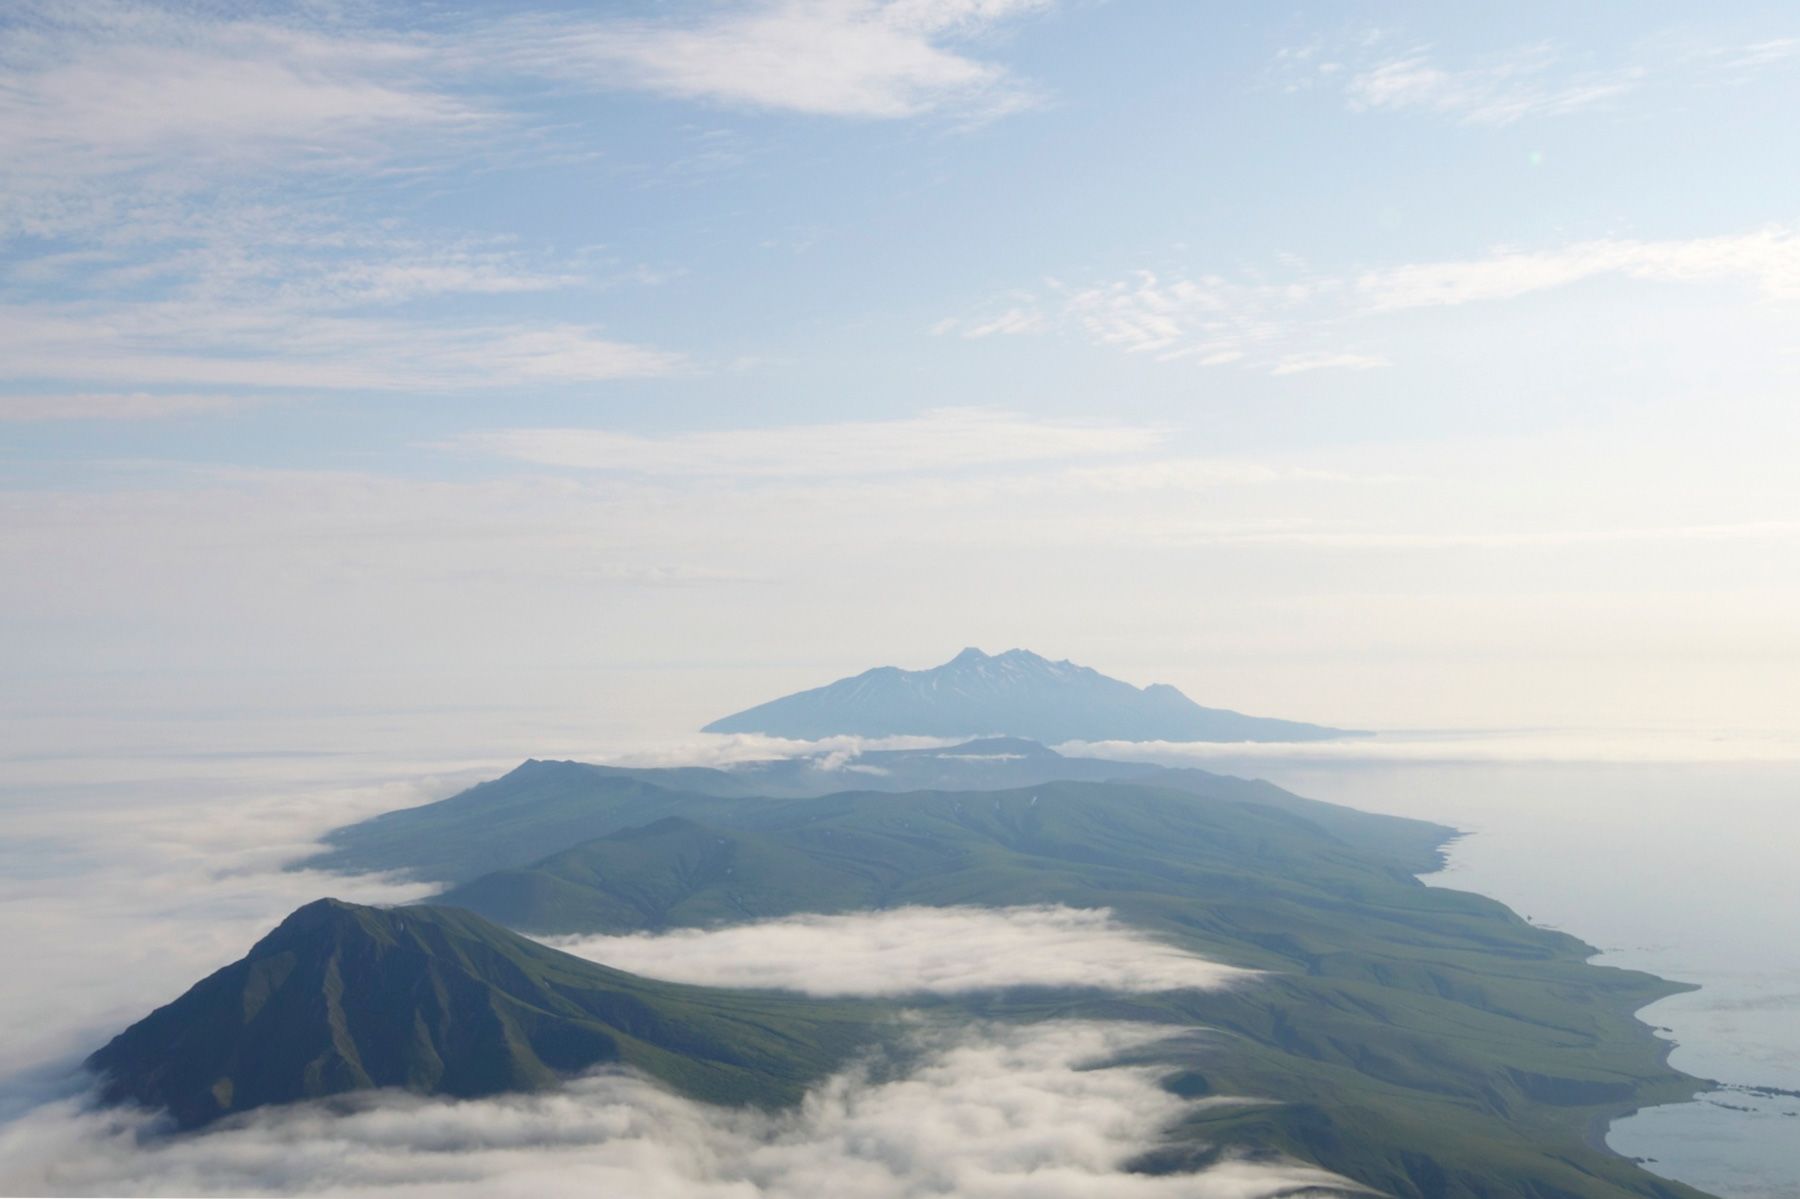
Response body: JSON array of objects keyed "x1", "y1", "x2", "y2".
[{"x1": 1213, "y1": 757, "x2": 1800, "y2": 1199}]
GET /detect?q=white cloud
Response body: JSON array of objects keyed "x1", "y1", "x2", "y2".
[
  {"x1": 1059, "y1": 729, "x2": 1800, "y2": 766},
  {"x1": 1342, "y1": 46, "x2": 1640, "y2": 126},
  {"x1": 497, "y1": 0, "x2": 1051, "y2": 120},
  {"x1": 0, "y1": 3, "x2": 482, "y2": 240},
  {"x1": 548, "y1": 906, "x2": 1256, "y2": 995},
  {"x1": 0, "y1": 1023, "x2": 1356, "y2": 1198},
  {"x1": 0, "y1": 744, "x2": 1333, "y2": 1199},
  {"x1": 1356, "y1": 228, "x2": 1800, "y2": 311},
  {"x1": 1269, "y1": 353, "x2": 1389, "y2": 377},
  {"x1": 0, "y1": 768, "x2": 452, "y2": 1082},
  {"x1": 0, "y1": 1, "x2": 1054, "y2": 395},
  {"x1": 0, "y1": 5, "x2": 681, "y2": 393},
  {"x1": 0, "y1": 304, "x2": 682, "y2": 391},
  {"x1": 1279, "y1": 29, "x2": 1800, "y2": 128},
  {"x1": 455, "y1": 408, "x2": 1162, "y2": 476},
  {"x1": 941, "y1": 227, "x2": 1800, "y2": 370}
]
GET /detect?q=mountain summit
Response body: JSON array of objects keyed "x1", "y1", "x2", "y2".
[
  {"x1": 85, "y1": 899, "x2": 878, "y2": 1129},
  {"x1": 702, "y1": 647, "x2": 1356, "y2": 743}
]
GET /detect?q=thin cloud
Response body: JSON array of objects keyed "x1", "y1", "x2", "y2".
[
  {"x1": 548, "y1": 906, "x2": 1257, "y2": 995},
  {"x1": 1059, "y1": 730, "x2": 1800, "y2": 766},
  {"x1": 0, "y1": 393, "x2": 253, "y2": 421},
  {"x1": 0, "y1": 305, "x2": 683, "y2": 391},
  {"x1": 454, "y1": 408, "x2": 1162, "y2": 477},
  {"x1": 493, "y1": 0, "x2": 1052, "y2": 120},
  {"x1": 0, "y1": 2, "x2": 1052, "y2": 396},
  {"x1": 1342, "y1": 46, "x2": 1641, "y2": 126},
  {"x1": 1275, "y1": 29, "x2": 1800, "y2": 127},
  {"x1": 1357, "y1": 228, "x2": 1800, "y2": 310},
  {"x1": 0, "y1": 1023, "x2": 1358, "y2": 1198},
  {"x1": 940, "y1": 226, "x2": 1800, "y2": 370},
  {"x1": 1270, "y1": 352, "x2": 1390, "y2": 376}
]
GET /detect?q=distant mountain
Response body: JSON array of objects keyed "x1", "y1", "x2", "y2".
[
  {"x1": 86, "y1": 899, "x2": 880, "y2": 1130},
  {"x1": 702, "y1": 647, "x2": 1358, "y2": 742}
]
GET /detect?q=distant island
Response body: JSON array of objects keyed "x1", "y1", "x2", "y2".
[{"x1": 702, "y1": 647, "x2": 1362, "y2": 742}]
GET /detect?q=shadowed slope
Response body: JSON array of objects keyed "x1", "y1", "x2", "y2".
[{"x1": 86, "y1": 900, "x2": 883, "y2": 1130}]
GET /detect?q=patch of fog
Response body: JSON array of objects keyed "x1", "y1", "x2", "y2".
[
  {"x1": 0, "y1": 1021, "x2": 1358, "y2": 1198},
  {"x1": 1060, "y1": 727, "x2": 1800, "y2": 765},
  {"x1": 0, "y1": 768, "x2": 451, "y2": 1082},
  {"x1": 603, "y1": 733, "x2": 970, "y2": 770},
  {"x1": 547, "y1": 905, "x2": 1257, "y2": 996}
]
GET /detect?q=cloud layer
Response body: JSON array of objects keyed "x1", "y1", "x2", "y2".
[
  {"x1": 503, "y1": 0, "x2": 1051, "y2": 120},
  {"x1": 0, "y1": 1022, "x2": 1354, "y2": 1198},
  {"x1": 939, "y1": 227, "x2": 1800, "y2": 371},
  {"x1": 457, "y1": 408, "x2": 1161, "y2": 477},
  {"x1": 0, "y1": 0, "x2": 1053, "y2": 396},
  {"x1": 549, "y1": 905, "x2": 1256, "y2": 995},
  {"x1": 1274, "y1": 30, "x2": 1799, "y2": 126}
]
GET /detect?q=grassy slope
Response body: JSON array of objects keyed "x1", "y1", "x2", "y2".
[
  {"x1": 320, "y1": 770, "x2": 1710, "y2": 1199},
  {"x1": 306, "y1": 754, "x2": 1456, "y2": 884},
  {"x1": 87, "y1": 899, "x2": 882, "y2": 1129}
]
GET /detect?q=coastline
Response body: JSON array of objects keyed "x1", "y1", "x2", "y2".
[{"x1": 1416, "y1": 825, "x2": 1717, "y2": 1188}]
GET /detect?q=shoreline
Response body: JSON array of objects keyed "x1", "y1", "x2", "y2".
[{"x1": 1418, "y1": 825, "x2": 1716, "y2": 1182}]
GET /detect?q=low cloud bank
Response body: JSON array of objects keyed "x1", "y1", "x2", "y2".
[
  {"x1": 1060, "y1": 728, "x2": 1800, "y2": 765},
  {"x1": 0, "y1": 1022, "x2": 1355, "y2": 1198},
  {"x1": 0, "y1": 770, "x2": 447, "y2": 1080},
  {"x1": 548, "y1": 905, "x2": 1255, "y2": 996}
]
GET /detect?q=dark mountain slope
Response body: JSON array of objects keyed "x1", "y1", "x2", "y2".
[
  {"x1": 702, "y1": 647, "x2": 1359, "y2": 742},
  {"x1": 86, "y1": 900, "x2": 882, "y2": 1130}
]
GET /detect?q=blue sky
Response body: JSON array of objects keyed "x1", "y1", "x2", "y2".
[{"x1": 3, "y1": 0, "x2": 1798, "y2": 744}]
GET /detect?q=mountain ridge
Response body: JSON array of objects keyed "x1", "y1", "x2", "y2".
[
  {"x1": 85, "y1": 899, "x2": 884, "y2": 1130},
  {"x1": 702, "y1": 647, "x2": 1360, "y2": 742}
]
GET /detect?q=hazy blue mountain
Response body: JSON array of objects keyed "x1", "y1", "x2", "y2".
[
  {"x1": 702, "y1": 647, "x2": 1359, "y2": 742},
  {"x1": 305, "y1": 740, "x2": 1444, "y2": 884},
  {"x1": 86, "y1": 899, "x2": 882, "y2": 1130}
]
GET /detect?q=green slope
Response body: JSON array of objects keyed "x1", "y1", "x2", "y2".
[
  {"x1": 440, "y1": 815, "x2": 880, "y2": 932},
  {"x1": 305, "y1": 750, "x2": 1455, "y2": 883},
  {"x1": 421, "y1": 779, "x2": 1708, "y2": 1199},
  {"x1": 86, "y1": 899, "x2": 884, "y2": 1130}
]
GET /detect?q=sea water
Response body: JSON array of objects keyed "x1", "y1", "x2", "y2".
[{"x1": 1203, "y1": 755, "x2": 1800, "y2": 1199}]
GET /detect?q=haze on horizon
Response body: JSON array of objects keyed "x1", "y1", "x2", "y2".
[{"x1": 4, "y1": 0, "x2": 1799, "y2": 752}]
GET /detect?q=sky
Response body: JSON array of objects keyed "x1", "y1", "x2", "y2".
[{"x1": 4, "y1": 0, "x2": 1799, "y2": 748}]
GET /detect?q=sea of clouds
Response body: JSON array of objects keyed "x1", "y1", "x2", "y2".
[
  {"x1": 0, "y1": 1022, "x2": 1357, "y2": 1198},
  {"x1": 549, "y1": 905, "x2": 1256, "y2": 995},
  {"x1": 0, "y1": 746, "x2": 1355, "y2": 1198}
]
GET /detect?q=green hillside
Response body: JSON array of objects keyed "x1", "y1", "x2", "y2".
[
  {"x1": 306, "y1": 749, "x2": 1454, "y2": 883},
  {"x1": 415, "y1": 778, "x2": 1708, "y2": 1199},
  {"x1": 86, "y1": 899, "x2": 884, "y2": 1130}
]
